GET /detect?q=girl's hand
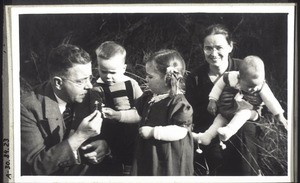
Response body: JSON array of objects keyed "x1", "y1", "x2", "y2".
[
  {"x1": 192, "y1": 132, "x2": 201, "y2": 143},
  {"x1": 207, "y1": 99, "x2": 217, "y2": 116},
  {"x1": 139, "y1": 126, "x2": 154, "y2": 139},
  {"x1": 102, "y1": 107, "x2": 121, "y2": 121}
]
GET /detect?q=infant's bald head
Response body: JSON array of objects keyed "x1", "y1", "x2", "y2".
[{"x1": 240, "y1": 55, "x2": 265, "y2": 82}]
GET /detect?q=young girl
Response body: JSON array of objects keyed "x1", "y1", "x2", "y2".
[
  {"x1": 131, "y1": 49, "x2": 194, "y2": 176},
  {"x1": 195, "y1": 55, "x2": 288, "y2": 146}
]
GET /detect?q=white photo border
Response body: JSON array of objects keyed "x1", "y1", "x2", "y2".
[{"x1": 3, "y1": 3, "x2": 297, "y2": 183}]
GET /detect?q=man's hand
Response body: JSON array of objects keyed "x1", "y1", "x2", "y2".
[
  {"x1": 81, "y1": 140, "x2": 110, "y2": 164},
  {"x1": 102, "y1": 107, "x2": 121, "y2": 121},
  {"x1": 76, "y1": 110, "x2": 102, "y2": 138},
  {"x1": 68, "y1": 110, "x2": 103, "y2": 151},
  {"x1": 139, "y1": 126, "x2": 154, "y2": 139}
]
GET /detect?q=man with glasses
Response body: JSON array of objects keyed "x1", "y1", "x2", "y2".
[{"x1": 21, "y1": 44, "x2": 110, "y2": 175}]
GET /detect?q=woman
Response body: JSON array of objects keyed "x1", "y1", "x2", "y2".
[{"x1": 185, "y1": 24, "x2": 262, "y2": 175}]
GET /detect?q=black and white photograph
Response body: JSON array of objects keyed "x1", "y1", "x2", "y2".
[{"x1": 2, "y1": 2, "x2": 297, "y2": 183}]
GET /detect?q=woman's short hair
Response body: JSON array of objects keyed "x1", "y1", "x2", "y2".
[{"x1": 202, "y1": 24, "x2": 233, "y2": 45}]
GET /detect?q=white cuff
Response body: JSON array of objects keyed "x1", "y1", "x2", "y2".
[
  {"x1": 119, "y1": 109, "x2": 141, "y2": 123},
  {"x1": 153, "y1": 126, "x2": 163, "y2": 140}
]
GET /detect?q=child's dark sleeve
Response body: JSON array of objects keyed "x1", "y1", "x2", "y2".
[
  {"x1": 168, "y1": 95, "x2": 193, "y2": 129},
  {"x1": 134, "y1": 91, "x2": 151, "y2": 116}
]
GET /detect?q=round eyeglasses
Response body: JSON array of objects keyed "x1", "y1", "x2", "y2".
[
  {"x1": 203, "y1": 46, "x2": 225, "y2": 54},
  {"x1": 62, "y1": 75, "x2": 95, "y2": 86}
]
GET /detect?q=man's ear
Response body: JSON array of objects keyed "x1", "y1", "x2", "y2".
[
  {"x1": 228, "y1": 41, "x2": 234, "y2": 53},
  {"x1": 53, "y1": 76, "x2": 63, "y2": 90}
]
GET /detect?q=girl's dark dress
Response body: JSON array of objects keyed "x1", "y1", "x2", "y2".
[{"x1": 132, "y1": 91, "x2": 194, "y2": 176}]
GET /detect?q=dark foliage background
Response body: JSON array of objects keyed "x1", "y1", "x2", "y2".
[
  {"x1": 20, "y1": 13, "x2": 287, "y2": 95},
  {"x1": 19, "y1": 12, "x2": 288, "y2": 175}
]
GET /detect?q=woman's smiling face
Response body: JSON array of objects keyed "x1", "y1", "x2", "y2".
[{"x1": 203, "y1": 34, "x2": 233, "y2": 67}]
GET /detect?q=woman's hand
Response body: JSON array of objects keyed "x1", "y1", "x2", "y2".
[
  {"x1": 139, "y1": 126, "x2": 154, "y2": 139},
  {"x1": 207, "y1": 99, "x2": 217, "y2": 116}
]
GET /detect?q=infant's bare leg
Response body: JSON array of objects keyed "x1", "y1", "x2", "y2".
[
  {"x1": 218, "y1": 109, "x2": 258, "y2": 141},
  {"x1": 198, "y1": 114, "x2": 227, "y2": 145}
]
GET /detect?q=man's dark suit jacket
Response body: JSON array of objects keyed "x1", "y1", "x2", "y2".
[{"x1": 21, "y1": 82, "x2": 97, "y2": 175}]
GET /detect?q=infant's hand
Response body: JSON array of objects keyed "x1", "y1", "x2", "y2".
[
  {"x1": 207, "y1": 100, "x2": 217, "y2": 116},
  {"x1": 102, "y1": 107, "x2": 121, "y2": 121},
  {"x1": 275, "y1": 114, "x2": 288, "y2": 130},
  {"x1": 281, "y1": 119, "x2": 288, "y2": 130},
  {"x1": 139, "y1": 126, "x2": 154, "y2": 139}
]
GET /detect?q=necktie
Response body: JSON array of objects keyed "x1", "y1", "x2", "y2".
[{"x1": 63, "y1": 103, "x2": 73, "y2": 138}]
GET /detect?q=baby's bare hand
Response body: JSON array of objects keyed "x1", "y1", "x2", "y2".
[
  {"x1": 102, "y1": 107, "x2": 114, "y2": 118},
  {"x1": 275, "y1": 114, "x2": 288, "y2": 130},
  {"x1": 102, "y1": 107, "x2": 121, "y2": 121}
]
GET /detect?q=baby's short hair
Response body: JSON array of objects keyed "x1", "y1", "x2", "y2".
[
  {"x1": 240, "y1": 55, "x2": 265, "y2": 80},
  {"x1": 95, "y1": 41, "x2": 126, "y2": 62}
]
